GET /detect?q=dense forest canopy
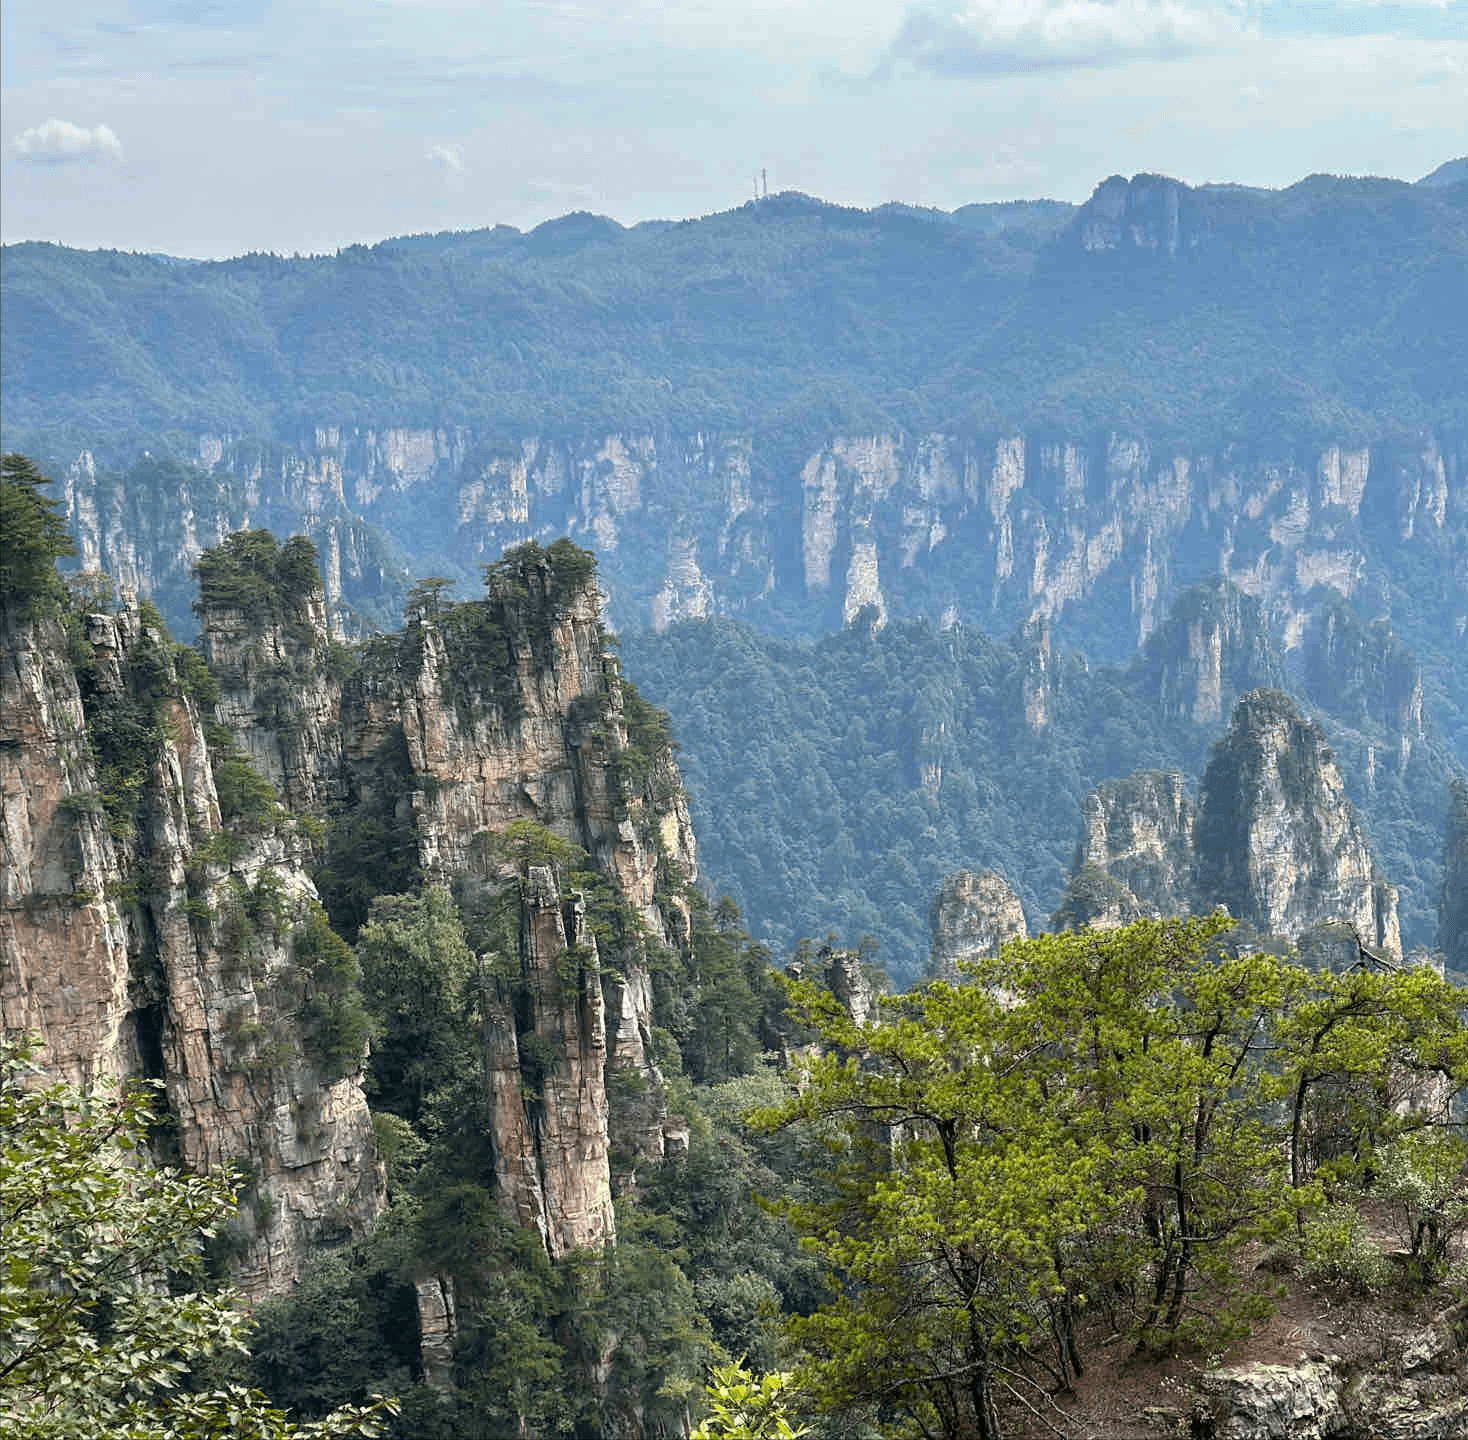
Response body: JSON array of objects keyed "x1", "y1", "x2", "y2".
[{"x1": 3, "y1": 173, "x2": 1465, "y2": 457}]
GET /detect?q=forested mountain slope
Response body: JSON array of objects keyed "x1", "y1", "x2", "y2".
[
  {"x1": 620, "y1": 579, "x2": 1464, "y2": 986},
  {"x1": 5, "y1": 171, "x2": 1465, "y2": 790}
]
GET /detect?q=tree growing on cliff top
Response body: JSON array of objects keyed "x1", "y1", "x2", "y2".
[
  {"x1": 0, "y1": 1039, "x2": 397, "y2": 1440},
  {"x1": 754, "y1": 918, "x2": 1468, "y2": 1440},
  {"x1": 0, "y1": 454, "x2": 75, "y2": 615}
]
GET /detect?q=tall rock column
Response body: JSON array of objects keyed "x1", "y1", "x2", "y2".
[
  {"x1": 927, "y1": 871, "x2": 1028, "y2": 981},
  {"x1": 1193, "y1": 689, "x2": 1399, "y2": 953},
  {"x1": 1440, "y1": 780, "x2": 1468, "y2": 974}
]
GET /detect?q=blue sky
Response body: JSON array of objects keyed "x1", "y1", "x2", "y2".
[{"x1": 2, "y1": 1, "x2": 1464, "y2": 257}]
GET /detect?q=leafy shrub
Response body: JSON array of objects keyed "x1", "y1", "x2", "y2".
[
  {"x1": 214, "y1": 755, "x2": 279, "y2": 826},
  {"x1": 0, "y1": 454, "x2": 75, "y2": 614},
  {"x1": 1299, "y1": 1202, "x2": 1390, "y2": 1294},
  {"x1": 294, "y1": 906, "x2": 373, "y2": 1082}
]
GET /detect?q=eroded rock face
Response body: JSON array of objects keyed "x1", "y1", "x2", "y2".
[
  {"x1": 1193, "y1": 1360, "x2": 1345, "y2": 1440},
  {"x1": 927, "y1": 871, "x2": 1028, "y2": 981},
  {"x1": 1194, "y1": 690, "x2": 1399, "y2": 952},
  {"x1": 0, "y1": 599, "x2": 382, "y2": 1297},
  {"x1": 199, "y1": 584, "x2": 345, "y2": 812},
  {"x1": 1056, "y1": 693, "x2": 1400, "y2": 955},
  {"x1": 1131, "y1": 582, "x2": 1282, "y2": 729},
  {"x1": 1193, "y1": 1311, "x2": 1468, "y2": 1440},
  {"x1": 824, "y1": 947, "x2": 877, "y2": 1027},
  {"x1": 1071, "y1": 772, "x2": 1195, "y2": 920},
  {"x1": 1440, "y1": 781, "x2": 1468, "y2": 974},
  {"x1": 328, "y1": 549, "x2": 697, "y2": 1242}
]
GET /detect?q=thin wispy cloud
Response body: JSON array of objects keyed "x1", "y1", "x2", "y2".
[
  {"x1": 426, "y1": 143, "x2": 465, "y2": 173},
  {"x1": 10, "y1": 118, "x2": 125, "y2": 164},
  {"x1": 879, "y1": 1, "x2": 1251, "y2": 79}
]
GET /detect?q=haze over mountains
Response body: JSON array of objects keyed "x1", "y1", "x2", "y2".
[{"x1": 3, "y1": 161, "x2": 1465, "y2": 980}]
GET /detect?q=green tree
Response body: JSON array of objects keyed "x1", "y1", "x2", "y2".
[
  {"x1": 691, "y1": 1359, "x2": 810, "y2": 1440},
  {"x1": 755, "y1": 917, "x2": 1468, "y2": 1440},
  {"x1": 0, "y1": 454, "x2": 75, "y2": 613},
  {"x1": 355, "y1": 887, "x2": 478, "y2": 1123},
  {"x1": 0, "y1": 1039, "x2": 396, "y2": 1439}
]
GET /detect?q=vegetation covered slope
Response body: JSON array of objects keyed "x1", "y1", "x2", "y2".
[
  {"x1": 620, "y1": 598, "x2": 1464, "y2": 986},
  {"x1": 4, "y1": 174, "x2": 1465, "y2": 453}
]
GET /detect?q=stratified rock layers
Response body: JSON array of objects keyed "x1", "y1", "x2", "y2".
[
  {"x1": 927, "y1": 871, "x2": 1028, "y2": 981},
  {"x1": 0, "y1": 600, "x2": 381, "y2": 1297},
  {"x1": 1056, "y1": 691, "x2": 1400, "y2": 954}
]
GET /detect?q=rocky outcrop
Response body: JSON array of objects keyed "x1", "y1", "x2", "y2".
[
  {"x1": 1193, "y1": 1359, "x2": 1344, "y2": 1439},
  {"x1": 824, "y1": 947, "x2": 877, "y2": 1027},
  {"x1": 1300, "y1": 599, "x2": 1424, "y2": 772},
  {"x1": 1441, "y1": 780, "x2": 1468, "y2": 974},
  {"x1": 199, "y1": 575, "x2": 345, "y2": 812},
  {"x1": 0, "y1": 597, "x2": 382, "y2": 1297},
  {"x1": 60, "y1": 429, "x2": 1466, "y2": 693},
  {"x1": 1050, "y1": 863, "x2": 1148, "y2": 933},
  {"x1": 7, "y1": 536, "x2": 701, "y2": 1300},
  {"x1": 1070, "y1": 771, "x2": 1195, "y2": 919},
  {"x1": 1056, "y1": 693, "x2": 1401, "y2": 954},
  {"x1": 1194, "y1": 690, "x2": 1400, "y2": 952},
  {"x1": 927, "y1": 871, "x2": 1027, "y2": 981},
  {"x1": 1192, "y1": 1308, "x2": 1468, "y2": 1440},
  {"x1": 1130, "y1": 581, "x2": 1282, "y2": 728}
]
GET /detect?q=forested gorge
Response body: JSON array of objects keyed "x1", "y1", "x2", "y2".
[{"x1": 4, "y1": 453, "x2": 1468, "y2": 1440}]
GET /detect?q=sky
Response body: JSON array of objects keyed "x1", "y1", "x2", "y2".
[{"x1": 2, "y1": 1, "x2": 1465, "y2": 258}]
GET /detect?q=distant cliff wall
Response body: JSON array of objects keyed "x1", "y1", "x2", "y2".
[{"x1": 60, "y1": 429, "x2": 1466, "y2": 672}]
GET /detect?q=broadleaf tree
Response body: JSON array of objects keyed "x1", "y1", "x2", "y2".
[{"x1": 0, "y1": 1039, "x2": 397, "y2": 1440}]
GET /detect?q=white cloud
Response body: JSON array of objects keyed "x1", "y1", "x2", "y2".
[
  {"x1": 11, "y1": 118, "x2": 125, "y2": 165},
  {"x1": 425, "y1": 142, "x2": 465, "y2": 172},
  {"x1": 882, "y1": 1, "x2": 1251, "y2": 77}
]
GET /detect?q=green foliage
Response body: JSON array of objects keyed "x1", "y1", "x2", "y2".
[
  {"x1": 0, "y1": 454, "x2": 75, "y2": 613},
  {"x1": 1373, "y1": 1130, "x2": 1468, "y2": 1284},
  {"x1": 617, "y1": 678, "x2": 674, "y2": 794},
  {"x1": 5, "y1": 178, "x2": 1463, "y2": 447},
  {"x1": 214, "y1": 755, "x2": 281, "y2": 827},
  {"x1": 1297, "y1": 1203, "x2": 1391, "y2": 1295},
  {"x1": 175, "y1": 644, "x2": 221, "y2": 704},
  {"x1": 692, "y1": 1360, "x2": 810, "y2": 1440},
  {"x1": 355, "y1": 887, "x2": 477, "y2": 1124},
  {"x1": 622, "y1": 587, "x2": 1466, "y2": 983},
  {"x1": 0, "y1": 1038, "x2": 396, "y2": 1440},
  {"x1": 293, "y1": 906, "x2": 373, "y2": 1082},
  {"x1": 194, "y1": 530, "x2": 322, "y2": 624},
  {"x1": 753, "y1": 920, "x2": 1468, "y2": 1438},
  {"x1": 315, "y1": 729, "x2": 423, "y2": 941}
]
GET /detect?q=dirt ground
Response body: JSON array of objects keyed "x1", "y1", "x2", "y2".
[{"x1": 999, "y1": 1234, "x2": 1461, "y2": 1439}]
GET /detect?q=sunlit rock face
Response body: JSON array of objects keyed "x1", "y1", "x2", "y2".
[
  {"x1": 927, "y1": 871, "x2": 1028, "y2": 982},
  {"x1": 0, "y1": 598, "x2": 381, "y2": 1299},
  {"x1": 68, "y1": 429, "x2": 1464, "y2": 685},
  {"x1": 1071, "y1": 771, "x2": 1195, "y2": 921},
  {"x1": 1192, "y1": 690, "x2": 1399, "y2": 953},
  {"x1": 4, "y1": 540, "x2": 701, "y2": 1288},
  {"x1": 1054, "y1": 691, "x2": 1401, "y2": 957}
]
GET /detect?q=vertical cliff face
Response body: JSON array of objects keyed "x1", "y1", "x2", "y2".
[
  {"x1": 314, "y1": 543, "x2": 697, "y2": 1256},
  {"x1": 1071, "y1": 772, "x2": 1195, "y2": 919},
  {"x1": 199, "y1": 573, "x2": 346, "y2": 813},
  {"x1": 1129, "y1": 582, "x2": 1282, "y2": 729},
  {"x1": 927, "y1": 871, "x2": 1028, "y2": 981},
  {"x1": 0, "y1": 595, "x2": 382, "y2": 1296},
  {"x1": 1441, "y1": 781, "x2": 1468, "y2": 975},
  {"x1": 1193, "y1": 690, "x2": 1399, "y2": 952},
  {"x1": 1, "y1": 608, "x2": 132, "y2": 1086},
  {"x1": 1299, "y1": 599, "x2": 1425, "y2": 776},
  {"x1": 1056, "y1": 693, "x2": 1403, "y2": 955}
]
